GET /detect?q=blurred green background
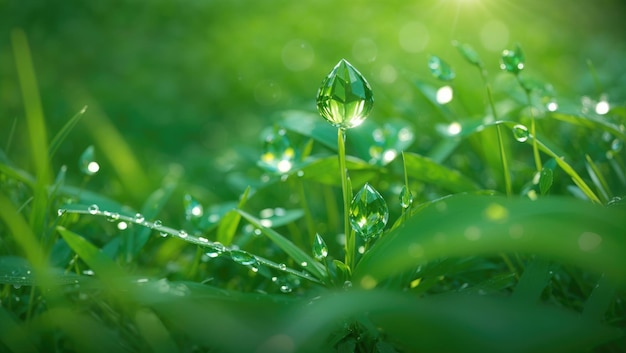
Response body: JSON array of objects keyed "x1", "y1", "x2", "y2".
[{"x1": 1, "y1": 0, "x2": 625, "y2": 202}]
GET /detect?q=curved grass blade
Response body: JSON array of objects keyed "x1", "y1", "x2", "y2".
[
  {"x1": 217, "y1": 186, "x2": 251, "y2": 246},
  {"x1": 551, "y1": 112, "x2": 626, "y2": 141},
  {"x1": 354, "y1": 194, "x2": 626, "y2": 285},
  {"x1": 0, "y1": 306, "x2": 38, "y2": 353},
  {"x1": 402, "y1": 152, "x2": 480, "y2": 193},
  {"x1": 237, "y1": 209, "x2": 326, "y2": 282},
  {"x1": 48, "y1": 106, "x2": 88, "y2": 158},
  {"x1": 279, "y1": 289, "x2": 620, "y2": 353},
  {"x1": 134, "y1": 308, "x2": 180, "y2": 353}
]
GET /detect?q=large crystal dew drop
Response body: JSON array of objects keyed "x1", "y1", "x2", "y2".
[
  {"x1": 316, "y1": 59, "x2": 373, "y2": 129},
  {"x1": 349, "y1": 183, "x2": 389, "y2": 240}
]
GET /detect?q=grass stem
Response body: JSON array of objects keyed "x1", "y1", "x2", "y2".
[{"x1": 337, "y1": 128, "x2": 354, "y2": 270}]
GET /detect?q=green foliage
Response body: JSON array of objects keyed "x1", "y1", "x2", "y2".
[{"x1": 1, "y1": 4, "x2": 626, "y2": 352}]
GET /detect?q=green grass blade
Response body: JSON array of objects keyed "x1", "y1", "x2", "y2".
[
  {"x1": 403, "y1": 152, "x2": 480, "y2": 193},
  {"x1": 354, "y1": 195, "x2": 626, "y2": 286},
  {"x1": 551, "y1": 111, "x2": 626, "y2": 141},
  {"x1": 583, "y1": 274, "x2": 617, "y2": 322},
  {"x1": 511, "y1": 258, "x2": 552, "y2": 303},
  {"x1": 56, "y1": 226, "x2": 126, "y2": 283},
  {"x1": 298, "y1": 156, "x2": 378, "y2": 187},
  {"x1": 217, "y1": 186, "x2": 250, "y2": 246},
  {"x1": 134, "y1": 308, "x2": 180, "y2": 353},
  {"x1": 47, "y1": 106, "x2": 88, "y2": 159},
  {"x1": 281, "y1": 290, "x2": 620, "y2": 353},
  {"x1": 278, "y1": 110, "x2": 337, "y2": 150},
  {"x1": 237, "y1": 209, "x2": 327, "y2": 281},
  {"x1": 0, "y1": 151, "x2": 35, "y2": 188},
  {"x1": 0, "y1": 306, "x2": 38, "y2": 353},
  {"x1": 11, "y1": 29, "x2": 51, "y2": 232}
]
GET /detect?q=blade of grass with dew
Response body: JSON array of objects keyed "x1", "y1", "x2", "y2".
[
  {"x1": 585, "y1": 154, "x2": 612, "y2": 204},
  {"x1": 402, "y1": 152, "x2": 480, "y2": 193},
  {"x1": 48, "y1": 106, "x2": 88, "y2": 159},
  {"x1": 11, "y1": 29, "x2": 51, "y2": 233},
  {"x1": 130, "y1": 178, "x2": 178, "y2": 259},
  {"x1": 217, "y1": 186, "x2": 251, "y2": 246},
  {"x1": 237, "y1": 209, "x2": 326, "y2": 282},
  {"x1": 278, "y1": 289, "x2": 620, "y2": 353},
  {"x1": 354, "y1": 194, "x2": 626, "y2": 286},
  {"x1": 0, "y1": 306, "x2": 38, "y2": 353}
]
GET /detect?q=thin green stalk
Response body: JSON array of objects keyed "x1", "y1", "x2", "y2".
[
  {"x1": 518, "y1": 77, "x2": 542, "y2": 172},
  {"x1": 338, "y1": 128, "x2": 354, "y2": 270},
  {"x1": 295, "y1": 177, "x2": 316, "y2": 248},
  {"x1": 484, "y1": 76, "x2": 512, "y2": 196}
]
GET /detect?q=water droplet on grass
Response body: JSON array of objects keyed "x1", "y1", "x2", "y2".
[
  {"x1": 312, "y1": 233, "x2": 328, "y2": 261},
  {"x1": 278, "y1": 263, "x2": 287, "y2": 271},
  {"x1": 134, "y1": 213, "x2": 145, "y2": 223},
  {"x1": 206, "y1": 242, "x2": 226, "y2": 258},
  {"x1": 500, "y1": 44, "x2": 525, "y2": 74},
  {"x1": 79, "y1": 145, "x2": 100, "y2": 176},
  {"x1": 106, "y1": 212, "x2": 120, "y2": 222},
  {"x1": 230, "y1": 249, "x2": 257, "y2": 266},
  {"x1": 316, "y1": 59, "x2": 373, "y2": 129},
  {"x1": 611, "y1": 139, "x2": 622, "y2": 152},
  {"x1": 428, "y1": 55, "x2": 455, "y2": 81},
  {"x1": 184, "y1": 194, "x2": 204, "y2": 221},
  {"x1": 57, "y1": 209, "x2": 66, "y2": 216},
  {"x1": 350, "y1": 183, "x2": 389, "y2": 240},
  {"x1": 259, "y1": 128, "x2": 297, "y2": 174},
  {"x1": 512, "y1": 124, "x2": 529, "y2": 142},
  {"x1": 436, "y1": 85, "x2": 454, "y2": 104},
  {"x1": 87, "y1": 204, "x2": 99, "y2": 215},
  {"x1": 400, "y1": 185, "x2": 413, "y2": 209},
  {"x1": 178, "y1": 230, "x2": 188, "y2": 238}
]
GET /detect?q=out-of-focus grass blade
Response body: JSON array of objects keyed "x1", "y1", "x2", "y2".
[
  {"x1": 279, "y1": 290, "x2": 620, "y2": 353},
  {"x1": 56, "y1": 226, "x2": 126, "y2": 283},
  {"x1": 585, "y1": 154, "x2": 611, "y2": 204},
  {"x1": 0, "y1": 151, "x2": 35, "y2": 188},
  {"x1": 48, "y1": 106, "x2": 88, "y2": 159},
  {"x1": 34, "y1": 307, "x2": 132, "y2": 353},
  {"x1": 0, "y1": 194, "x2": 48, "y2": 285},
  {"x1": 354, "y1": 195, "x2": 626, "y2": 285},
  {"x1": 237, "y1": 209, "x2": 326, "y2": 281},
  {"x1": 583, "y1": 274, "x2": 617, "y2": 322},
  {"x1": 11, "y1": 29, "x2": 51, "y2": 233},
  {"x1": 551, "y1": 112, "x2": 626, "y2": 141},
  {"x1": 298, "y1": 156, "x2": 378, "y2": 187},
  {"x1": 0, "y1": 306, "x2": 38, "y2": 353},
  {"x1": 217, "y1": 186, "x2": 250, "y2": 246},
  {"x1": 511, "y1": 258, "x2": 551, "y2": 303},
  {"x1": 278, "y1": 110, "x2": 337, "y2": 150},
  {"x1": 134, "y1": 308, "x2": 180, "y2": 353},
  {"x1": 403, "y1": 152, "x2": 480, "y2": 193}
]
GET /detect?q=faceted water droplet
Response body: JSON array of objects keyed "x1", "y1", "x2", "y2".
[
  {"x1": 134, "y1": 213, "x2": 145, "y2": 223},
  {"x1": 230, "y1": 249, "x2": 257, "y2": 266},
  {"x1": 184, "y1": 194, "x2": 204, "y2": 221},
  {"x1": 343, "y1": 280, "x2": 353, "y2": 289},
  {"x1": 259, "y1": 128, "x2": 297, "y2": 174},
  {"x1": 316, "y1": 59, "x2": 373, "y2": 129},
  {"x1": 79, "y1": 145, "x2": 100, "y2": 176},
  {"x1": 500, "y1": 44, "x2": 525, "y2": 74},
  {"x1": 310, "y1": 234, "x2": 327, "y2": 261},
  {"x1": 153, "y1": 220, "x2": 163, "y2": 228},
  {"x1": 349, "y1": 183, "x2": 389, "y2": 240},
  {"x1": 400, "y1": 185, "x2": 413, "y2": 209},
  {"x1": 512, "y1": 124, "x2": 529, "y2": 142},
  {"x1": 428, "y1": 55, "x2": 455, "y2": 81},
  {"x1": 178, "y1": 230, "x2": 188, "y2": 238},
  {"x1": 87, "y1": 204, "x2": 99, "y2": 215},
  {"x1": 278, "y1": 263, "x2": 287, "y2": 271}
]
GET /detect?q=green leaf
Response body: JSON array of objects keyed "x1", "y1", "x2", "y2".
[
  {"x1": 56, "y1": 226, "x2": 126, "y2": 284},
  {"x1": 237, "y1": 209, "x2": 326, "y2": 281},
  {"x1": 298, "y1": 155, "x2": 378, "y2": 187},
  {"x1": 402, "y1": 152, "x2": 479, "y2": 193},
  {"x1": 278, "y1": 110, "x2": 337, "y2": 150},
  {"x1": 0, "y1": 305, "x2": 38, "y2": 353},
  {"x1": 550, "y1": 112, "x2": 626, "y2": 141},
  {"x1": 354, "y1": 195, "x2": 626, "y2": 285},
  {"x1": 217, "y1": 186, "x2": 251, "y2": 246},
  {"x1": 453, "y1": 41, "x2": 483, "y2": 67},
  {"x1": 131, "y1": 180, "x2": 178, "y2": 256},
  {"x1": 134, "y1": 308, "x2": 180, "y2": 353}
]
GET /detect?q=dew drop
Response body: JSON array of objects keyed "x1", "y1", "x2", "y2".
[
  {"x1": 106, "y1": 212, "x2": 120, "y2": 222},
  {"x1": 134, "y1": 213, "x2": 145, "y2": 223},
  {"x1": 316, "y1": 59, "x2": 373, "y2": 129},
  {"x1": 280, "y1": 285, "x2": 292, "y2": 293},
  {"x1": 300, "y1": 261, "x2": 308, "y2": 267},
  {"x1": 312, "y1": 233, "x2": 329, "y2": 261},
  {"x1": 349, "y1": 183, "x2": 389, "y2": 241},
  {"x1": 400, "y1": 185, "x2": 413, "y2": 209},
  {"x1": 79, "y1": 145, "x2": 100, "y2": 176},
  {"x1": 428, "y1": 55, "x2": 455, "y2": 81},
  {"x1": 230, "y1": 249, "x2": 257, "y2": 266},
  {"x1": 57, "y1": 209, "x2": 66, "y2": 217},
  {"x1": 178, "y1": 230, "x2": 188, "y2": 238},
  {"x1": 278, "y1": 263, "x2": 287, "y2": 271},
  {"x1": 206, "y1": 242, "x2": 226, "y2": 258},
  {"x1": 611, "y1": 139, "x2": 623, "y2": 153},
  {"x1": 500, "y1": 44, "x2": 525, "y2": 74},
  {"x1": 512, "y1": 124, "x2": 529, "y2": 142},
  {"x1": 153, "y1": 220, "x2": 162, "y2": 228},
  {"x1": 117, "y1": 221, "x2": 128, "y2": 230},
  {"x1": 87, "y1": 204, "x2": 99, "y2": 215}
]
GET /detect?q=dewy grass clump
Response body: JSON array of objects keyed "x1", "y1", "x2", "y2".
[{"x1": 1, "y1": 29, "x2": 626, "y2": 353}]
